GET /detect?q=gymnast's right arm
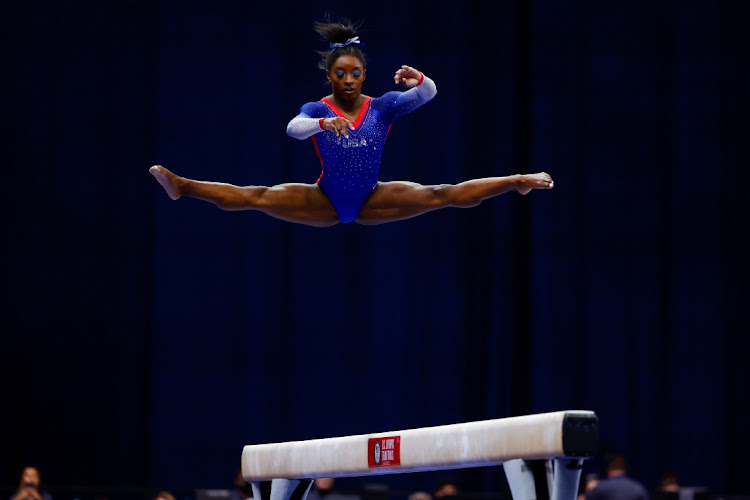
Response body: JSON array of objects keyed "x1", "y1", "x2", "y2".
[{"x1": 287, "y1": 102, "x2": 354, "y2": 140}]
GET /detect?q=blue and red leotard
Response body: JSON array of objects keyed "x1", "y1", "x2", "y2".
[{"x1": 286, "y1": 74, "x2": 437, "y2": 222}]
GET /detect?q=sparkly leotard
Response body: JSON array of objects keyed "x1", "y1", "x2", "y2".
[{"x1": 286, "y1": 74, "x2": 437, "y2": 222}]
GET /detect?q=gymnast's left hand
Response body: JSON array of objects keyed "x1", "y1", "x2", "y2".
[{"x1": 394, "y1": 65, "x2": 422, "y2": 88}]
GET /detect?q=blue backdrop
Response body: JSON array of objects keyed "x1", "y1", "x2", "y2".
[{"x1": 2, "y1": 0, "x2": 748, "y2": 496}]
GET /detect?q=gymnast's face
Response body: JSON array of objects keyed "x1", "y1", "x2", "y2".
[{"x1": 327, "y1": 55, "x2": 366, "y2": 103}]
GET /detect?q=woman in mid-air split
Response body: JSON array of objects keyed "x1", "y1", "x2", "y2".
[{"x1": 150, "y1": 19, "x2": 554, "y2": 227}]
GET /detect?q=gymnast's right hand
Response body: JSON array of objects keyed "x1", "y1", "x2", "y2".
[{"x1": 322, "y1": 117, "x2": 355, "y2": 139}]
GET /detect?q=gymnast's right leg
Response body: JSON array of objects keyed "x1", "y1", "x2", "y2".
[{"x1": 149, "y1": 165, "x2": 339, "y2": 227}]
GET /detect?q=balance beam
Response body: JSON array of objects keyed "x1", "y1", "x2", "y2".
[{"x1": 242, "y1": 410, "x2": 597, "y2": 482}]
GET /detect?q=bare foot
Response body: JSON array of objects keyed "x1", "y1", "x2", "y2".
[
  {"x1": 149, "y1": 165, "x2": 183, "y2": 200},
  {"x1": 516, "y1": 172, "x2": 554, "y2": 195}
]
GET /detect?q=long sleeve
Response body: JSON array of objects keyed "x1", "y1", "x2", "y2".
[
  {"x1": 393, "y1": 74, "x2": 437, "y2": 110},
  {"x1": 286, "y1": 101, "x2": 329, "y2": 140},
  {"x1": 412, "y1": 73, "x2": 437, "y2": 101},
  {"x1": 286, "y1": 115, "x2": 323, "y2": 140},
  {"x1": 380, "y1": 73, "x2": 437, "y2": 123}
]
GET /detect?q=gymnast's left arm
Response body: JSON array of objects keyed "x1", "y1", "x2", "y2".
[{"x1": 390, "y1": 65, "x2": 437, "y2": 116}]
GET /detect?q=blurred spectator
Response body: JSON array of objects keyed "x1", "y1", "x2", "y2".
[
  {"x1": 586, "y1": 455, "x2": 648, "y2": 500},
  {"x1": 656, "y1": 474, "x2": 679, "y2": 493},
  {"x1": 434, "y1": 480, "x2": 459, "y2": 500},
  {"x1": 578, "y1": 474, "x2": 600, "y2": 500},
  {"x1": 308, "y1": 478, "x2": 335, "y2": 500},
  {"x1": 408, "y1": 492, "x2": 432, "y2": 500},
  {"x1": 10, "y1": 467, "x2": 52, "y2": 500},
  {"x1": 154, "y1": 492, "x2": 175, "y2": 500},
  {"x1": 231, "y1": 469, "x2": 253, "y2": 500},
  {"x1": 307, "y1": 478, "x2": 359, "y2": 500}
]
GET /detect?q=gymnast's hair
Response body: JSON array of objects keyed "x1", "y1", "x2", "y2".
[{"x1": 314, "y1": 17, "x2": 367, "y2": 71}]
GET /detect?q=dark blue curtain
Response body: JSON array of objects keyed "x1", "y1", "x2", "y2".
[{"x1": 2, "y1": 0, "x2": 748, "y2": 496}]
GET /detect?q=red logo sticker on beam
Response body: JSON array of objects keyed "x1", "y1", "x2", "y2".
[{"x1": 368, "y1": 436, "x2": 401, "y2": 468}]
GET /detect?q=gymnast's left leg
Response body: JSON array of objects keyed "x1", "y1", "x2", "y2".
[{"x1": 356, "y1": 172, "x2": 553, "y2": 225}]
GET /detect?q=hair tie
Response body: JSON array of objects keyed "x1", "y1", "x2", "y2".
[{"x1": 329, "y1": 37, "x2": 364, "y2": 51}]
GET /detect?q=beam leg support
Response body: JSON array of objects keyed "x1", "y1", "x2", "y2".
[
  {"x1": 251, "y1": 479, "x2": 314, "y2": 500},
  {"x1": 504, "y1": 458, "x2": 584, "y2": 500},
  {"x1": 550, "y1": 459, "x2": 584, "y2": 500}
]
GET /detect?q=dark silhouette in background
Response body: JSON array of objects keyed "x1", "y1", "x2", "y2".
[
  {"x1": 586, "y1": 456, "x2": 648, "y2": 500},
  {"x1": 230, "y1": 469, "x2": 253, "y2": 500},
  {"x1": 433, "y1": 480, "x2": 459, "y2": 500},
  {"x1": 307, "y1": 479, "x2": 360, "y2": 500},
  {"x1": 579, "y1": 474, "x2": 600, "y2": 500},
  {"x1": 9, "y1": 468, "x2": 52, "y2": 500},
  {"x1": 655, "y1": 474, "x2": 679, "y2": 493},
  {"x1": 408, "y1": 492, "x2": 432, "y2": 500}
]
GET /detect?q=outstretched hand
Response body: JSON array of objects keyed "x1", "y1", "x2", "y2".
[
  {"x1": 394, "y1": 65, "x2": 422, "y2": 88},
  {"x1": 322, "y1": 117, "x2": 355, "y2": 139}
]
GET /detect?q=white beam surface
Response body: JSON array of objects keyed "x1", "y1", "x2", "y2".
[{"x1": 242, "y1": 410, "x2": 595, "y2": 482}]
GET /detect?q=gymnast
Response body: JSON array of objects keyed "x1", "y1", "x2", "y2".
[{"x1": 149, "y1": 19, "x2": 554, "y2": 227}]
